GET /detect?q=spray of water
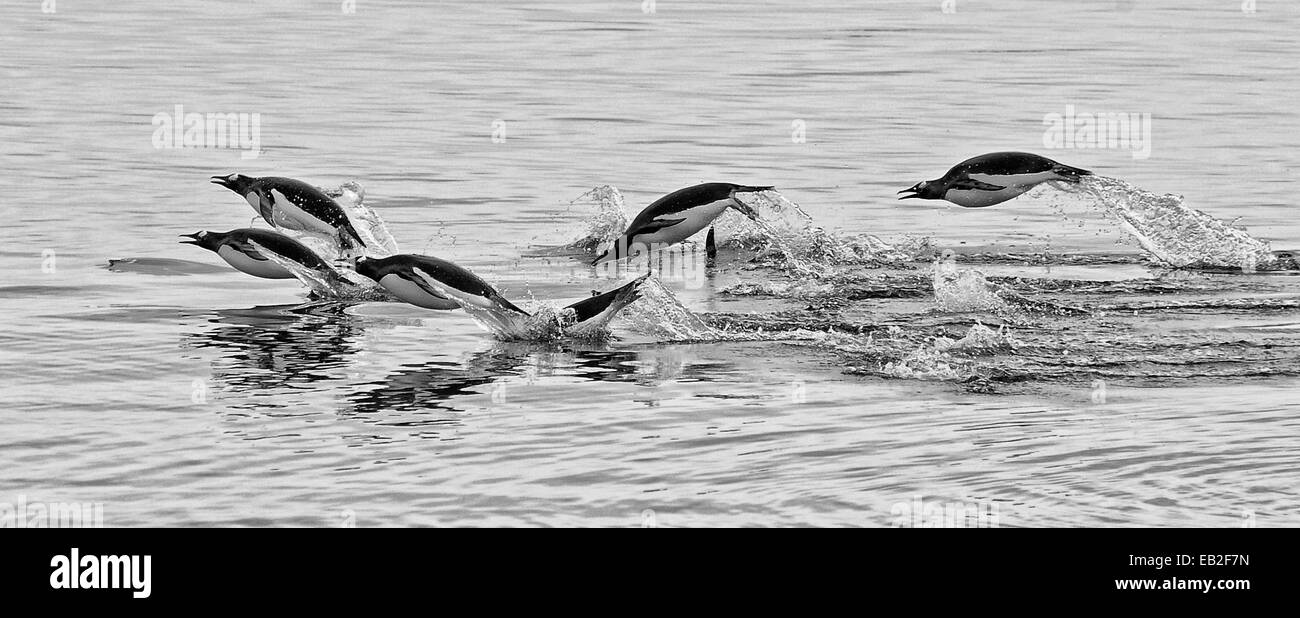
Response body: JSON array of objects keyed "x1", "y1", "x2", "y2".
[
  {"x1": 406, "y1": 274, "x2": 651, "y2": 342},
  {"x1": 717, "y1": 190, "x2": 917, "y2": 275},
  {"x1": 931, "y1": 255, "x2": 1011, "y2": 314},
  {"x1": 324, "y1": 181, "x2": 401, "y2": 258},
  {"x1": 877, "y1": 322, "x2": 1020, "y2": 381},
  {"x1": 565, "y1": 185, "x2": 629, "y2": 253},
  {"x1": 250, "y1": 240, "x2": 391, "y2": 302},
  {"x1": 1057, "y1": 176, "x2": 1278, "y2": 270},
  {"x1": 615, "y1": 276, "x2": 720, "y2": 341}
]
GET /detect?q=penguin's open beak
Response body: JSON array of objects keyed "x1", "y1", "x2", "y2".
[
  {"x1": 898, "y1": 184, "x2": 922, "y2": 200},
  {"x1": 178, "y1": 233, "x2": 202, "y2": 246},
  {"x1": 210, "y1": 176, "x2": 232, "y2": 189}
]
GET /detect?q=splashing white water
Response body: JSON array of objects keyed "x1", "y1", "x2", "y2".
[
  {"x1": 718, "y1": 190, "x2": 916, "y2": 275},
  {"x1": 250, "y1": 240, "x2": 390, "y2": 301},
  {"x1": 931, "y1": 254, "x2": 1010, "y2": 313},
  {"x1": 568, "y1": 185, "x2": 919, "y2": 275},
  {"x1": 565, "y1": 185, "x2": 628, "y2": 253},
  {"x1": 879, "y1": 322, "x2": 1019, "y2": 381},
  {"x1": 414, "y1": 275, "x2": 649, "y2": 342},
  {"x1": 1059, "y1": 175, "x2": 1277, "y2": 270},
  {"x1": 325, "y1": 181, "x2": 401, "y2": 258},
  {"x1": 616, "y1": 276, "x2": 720, "y2": 341}
]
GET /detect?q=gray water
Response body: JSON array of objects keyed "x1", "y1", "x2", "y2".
[{"x1": 2, "y1": 0, "x2": 1298, "y2": 527}]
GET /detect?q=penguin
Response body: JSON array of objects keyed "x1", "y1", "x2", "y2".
[
  {"x1": 592, "y1": 182, "x2": 773, "y2": 265},
  {"x1": 563, "y1": 273, "x2": 649, "y2": 325},
  {"x1": 355, "y1": 254, "x2": 649, "y2": 324},
  {"x1": 210, "y1": 174, "x2": 368, "y2": 250},
  {"x1": 179, "y1": 228, "x2": 350, "y2": 285},
  {"x1": 354, "y1": 254, "x2": 529, "y2": 313},
  {"x1": 899, "y1": 152, "x2": 1091, "y2": 208}
]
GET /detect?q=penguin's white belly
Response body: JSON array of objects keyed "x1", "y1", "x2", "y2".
[
  {"x1": 217, "y1": 246, "x2": 295, "y2": 279},
  {"x1": 943, "y1": 186, "x2": 1029, "y2": 208},
  {"x1": 945, "y1": 171, "x2": 1066, "y2": 207},
  {"x1": 266, "y1": 189, "x2": 339, "y2": 235},
  {"x1": 378, "y1": 274, "x2": 460, "y2": 310},
  {"x1": 632, "y1": 199, "x2": 731, "y2": 247}
]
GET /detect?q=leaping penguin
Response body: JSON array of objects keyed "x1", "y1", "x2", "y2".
[
  {"x1": 355, "y1": 254, "x2": 648, "y2": 325},
  {"x1": 180, "y1": 228, "x2": 351, "y2": 286},
  {"x1": 899, "y1": 152, "x2": 1091, "y2": 208},
  {"x1": 592, "y1": 182, "x2": 773, "y2": 265},
  {"x1": 354, "y1": 254, "x2": 529, "y2": 313},
  {"x1": 211, "y1": 174, "x2": 368, "y2": 251}
]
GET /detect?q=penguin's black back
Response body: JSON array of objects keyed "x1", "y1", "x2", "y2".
[
  {"x1": 227, "y1": 228, "x2": 331, "y2": 270},
  {"x1": 625, "y1": 182, "x2": 740, "y2": 231},
  {"x1": 948, "y1": 152, "x2": 1061, "y2": 178},
  {"x1": 369, "y1": 254, "x2": 529, "y2": 315},
  {"x1": 251, "y1": 177, "x2": 368, "y2": 246}
]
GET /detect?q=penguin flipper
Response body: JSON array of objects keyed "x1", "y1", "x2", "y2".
[
  {"x1": 399, "y1": 270, "x2": 453, "y2": 303},
  {"x1": 625, "y1": 217, "x2": 686, "y2": 238},
  {"x1": 257, "y1": 193, "x2": 277, "y2": 226},
  {"x1": 341, "y1": 222, "x2": 368, "y2": 248},
  {"x1": 951, "y1": 178, "x2": 1006, "y2": 192},
  {"x1": 230, "y1": 240, "x2": 271, "y2": 261}
]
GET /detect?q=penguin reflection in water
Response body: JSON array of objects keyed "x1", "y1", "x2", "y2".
[
  {"x1": 355, "y1": 254, "x2": 649, "y2": 329},
  {"x1": 210, "y1": 173, "x2": 369, "y2": 258},
  {"x1": 592, "y1": 182, "x2": 774, "y2": 265},
  {"x1": 899, "y1": 152, "x2": 1091, "y2": 208}
]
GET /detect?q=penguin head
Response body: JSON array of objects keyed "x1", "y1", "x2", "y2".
[
  {"x1": 211, "y1": 173, "x2": 255, "y2": 195},
  {"x1": 898, "y1": 180, "x2": 942, "y2": 201},
  {"x1": 179, "y1": 231, "x2": 222, "y2": 252},
  {"x1": 353, "y1": 256, "x2": 382, "y2": 281}
]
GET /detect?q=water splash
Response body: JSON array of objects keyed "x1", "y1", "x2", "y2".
[
  {"x1": 717, "y1": 190, "x2": 917, "y2": 275},
  {"x1": 250, "y1": 240, "x2": 391, "y2": 302},
  {"x1": 932, "y1": 254, "x2": 1087, "y2": 318},
  {"x1": 932, "y1": 256, "x2": 1011, "y2": 314},
  {"x1": 616, "y1": 276, "x2": 720, "y2": 341},
  {"x1": 564, "y1": 185, "x2": 628, "y2": 253},
  {"x1": 1058, "y1": 175, "x2": 1278, "y2": 270},
  {"x1": 413, "y1": 275, "x2": 650, "y2": 342},
  {"x1": 566, "y1": 185, "x2": 922, "y2": 274},
  {"x1": 324, "y1": 181, "x2": 401, "y2": 258}
]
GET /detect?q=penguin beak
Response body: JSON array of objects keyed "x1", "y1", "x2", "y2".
[
  {"x1": 898, "y1": 184, "x2": 922, "y2": 200},
  {"x1": 179, "y1": 233, "x2": 202, "y2": 246},
  {"x1": 210, "y1": 175, "x2": 232, "y2": 189}
]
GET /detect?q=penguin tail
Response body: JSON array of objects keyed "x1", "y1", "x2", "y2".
[
  {"x1": 493, "y1": 294, "x2": 532, "y2": 317},
  {"x1": 1052, "y1": 164, "x2": 1092, "y2": 182},
  {"x1": 564, "y1": 273, "x2": 649, "y2": 324},
  {"x1": 340, "y1": 223, "x2": 368, "y2": 249}
]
